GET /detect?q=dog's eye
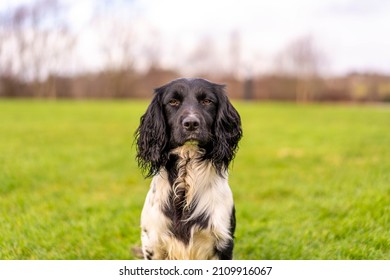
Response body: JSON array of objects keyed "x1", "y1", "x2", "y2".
[
  {"x1": 201, "y1": 99, "x2": 212, "y2": 105},
  {"x1": 169, "y1": 99, "x2": 180, "y2": 106}
]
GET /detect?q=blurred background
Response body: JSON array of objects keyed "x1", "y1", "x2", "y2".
[
  {"x1": 1, "y1": 0, "x2": 390, "y2": 102},
  {"x1": 1, "y1": 1, "x2": 390, "y2": 260}
]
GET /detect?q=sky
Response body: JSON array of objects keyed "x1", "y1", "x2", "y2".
[
  {"x1": 131, "y1": 0, "x2": 390, "y2": 75},
  {"x1": 1, "y1": 0, "x2": 390, "y2": 76}
]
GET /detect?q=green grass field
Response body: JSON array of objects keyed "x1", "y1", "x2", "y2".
[{"x1": 0, "y1": 100, "x2": 389, "y2": 259}]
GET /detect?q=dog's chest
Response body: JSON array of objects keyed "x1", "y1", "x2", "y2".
[{"x1": 141, "y1": 148, "x2": 234, "y2": 259}]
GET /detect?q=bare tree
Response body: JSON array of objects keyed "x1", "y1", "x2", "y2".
[
  {"x1": 187, "y1": 36, "x2": 221, "y2": 77},
  {"x1": 229, "y1": 30, "x2": 241, "y2": 78},
  {"x1": 0, "y1": 0, "x2": 75, "y2": 97},
  {"x1": 97, "y1": 17, "x2": 136, "y2": 98},
  {"x1": 143, "y1": 27, "x2": 162, "y2": 71},
  {"x1": 275, "y1": 35, "x2": 327, "y2": 102}
]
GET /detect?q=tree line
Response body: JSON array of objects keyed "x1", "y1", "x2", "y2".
[{"x1": 1, "y1": 0, "x2": 389, "y2": 102}]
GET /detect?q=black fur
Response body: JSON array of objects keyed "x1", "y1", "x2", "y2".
[
  {"x1": 136, "y1": 78, "x2": 242, "y2": 259},
  {"x1": 135, "y1": 88, "x2": 168, "y2": 178},
  {"x1": 163, "y1": 190, "x2": 210, "y2": 245},
  {"x1": 136, "y1": 78, "x2": 242, "y2": 177},
  {"x1": 163, "y1": 154, "x2": 210, "y2": 245}
]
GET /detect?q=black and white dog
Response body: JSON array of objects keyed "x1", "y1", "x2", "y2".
[{"x1": 135, "y1": 78, "x2": 242, "y2": 260}]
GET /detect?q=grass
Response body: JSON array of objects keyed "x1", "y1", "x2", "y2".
[{"x1": 0, "y1": 100, "x2": 389, "y2": 259}]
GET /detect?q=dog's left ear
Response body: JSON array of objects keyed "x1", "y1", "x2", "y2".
[
  {"x1": 135, "y1": 86, "x2": 169, "y2": 177},
  {"x1": 211, "y1": 84, "x2": 242, "y2": 172}
]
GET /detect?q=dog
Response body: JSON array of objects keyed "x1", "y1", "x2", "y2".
[{"x1": 135, "y1": 78, "x2": 242, "y2": 260}]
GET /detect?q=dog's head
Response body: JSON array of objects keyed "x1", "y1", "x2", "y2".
[{"x1": 136, "y1": 78, "x2": 242, "y2": 177}]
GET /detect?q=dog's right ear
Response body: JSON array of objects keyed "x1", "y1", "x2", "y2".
[{"x1": 135, "y1": 86, "x2": 168, "y2": 177}]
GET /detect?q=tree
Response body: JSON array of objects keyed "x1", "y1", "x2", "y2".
[
  {"x1": 275, "y1": 35, "x2": 327, "y2": 102},
  {"x1": 96, "y1": 17, "x2": 137, "y2": 98},
  {"x1": 229, "y1": 30, "x2": 242, "y2": 78},
  {"x1": 186, "y1": 36, "x2": 221, "y2": 77},
  {"x1": 0, "y1": 0, "x2": 75, "y2": 97}
]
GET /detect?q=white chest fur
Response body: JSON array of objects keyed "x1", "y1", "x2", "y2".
[{"x1": 140, "y1": 144, "x2": 234, "y2": 260}]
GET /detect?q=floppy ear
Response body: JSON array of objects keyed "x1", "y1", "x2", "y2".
[
  {"x1": 135, "y1": 86, "x2": 168, "y2": 177},
  {"x1": 210, "y1": 84, "x2": 242, "y2": 172}
]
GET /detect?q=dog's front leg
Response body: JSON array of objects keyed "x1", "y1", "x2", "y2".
[{"x1": 140, "y1": 178, "x2": 171, "y2": 260}]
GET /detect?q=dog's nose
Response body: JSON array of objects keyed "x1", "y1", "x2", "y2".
[{"x1": 182, "y1": 115, "x2": 200, "y2": 131}]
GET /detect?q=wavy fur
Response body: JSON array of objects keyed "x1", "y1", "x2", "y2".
[{"x1": 135, "y1": 78, "x2": 242, "y2": 260}]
